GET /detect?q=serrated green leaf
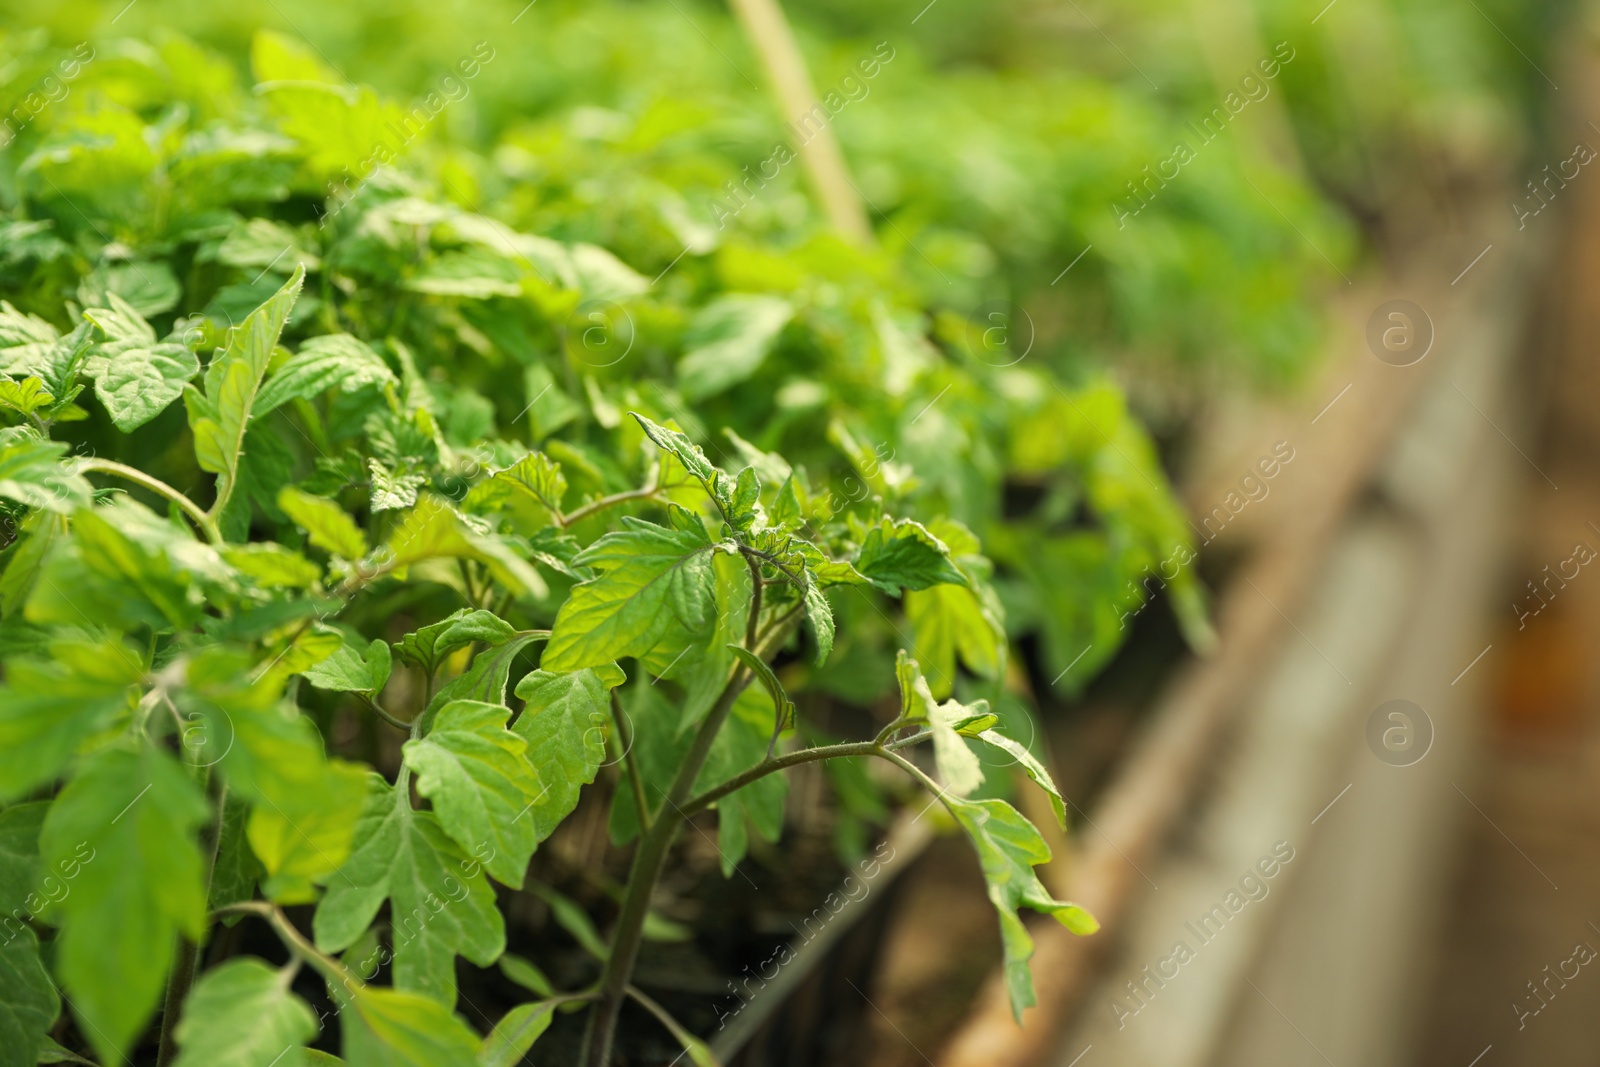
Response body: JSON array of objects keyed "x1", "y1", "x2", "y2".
[
  {"x1": 905, "y1": 582, "x2": 1005, "y2": 699},
  {"x1": 304, "y1": 634, "x2": 392, "y2": 697},
  {"x1": 486, "y1": 452, "x2": 566, "y2": 516},
  {"x1": 0, "y1": 376, "x2": 53, "y2": 419},
  {"x1": 0, "y1": 926, "x2": 57, "y2": 1067},
  {"x1": 340, "y1": 983, "x2": 481, "y2": 1067},
  {"x1": 629, "y1": 412, "x2": 715, "y2": 483},
  {"x1": 0, "y1": 638, "x2": 143, "y2": 801},
  {"x1": 254, "y1": 334, "x2": 395, "y2": 417},
  {"x1": 945, "y1": 795, "x2": 1097, "y2": 1020},
  {"x1": 383, "y1": 493, "x2": 547, "y2": 600},
  {"x1": 801, "y1": 578, "x2": 834, "y2": 665},
  {"x1": 510, "y1": 664, "x2": 626, "y2": 842},
  {"x1": 0, "y1": 303, "x2": 58, "y2": 376},
  {"x1": 40, "y1": 744, "x2": 210, "y2": 1065},
  {"x1": 0, "y1": 427, "x2": 90, "y2": 514},
  {"x1": 403, "y1": 700, "x2": 541, "y2": 888},
  {"x1": 279, "y1": 487, "x2": 369, "y2": 560},
  {"x1": 395, "y1": 609, "x2": 516, "y2": 677},
  {"x1": 676, "y1": 294, "x2": 792, "y2": 401},
  {"x1": 314, "y1": 778, "x2": 504, "y2": 1005},
  {"x1": 171, "y1": 958, "x2": 318, "y2": 1067},
  {"x1": 82, "y1": 295, "x2": 200, "y2": 430},
  {"x1": 543, "y1": 519, "x2": 718, "y2": 671},
  {"x1": 208, "y1": 792, "x2": 264, "y2": 913},
  {"x1": 184, "y1": 266, "x2": 304, "y2": 514},
  {"x1": 895, "y1": 651, "x2": 983, "y2": 796},
  {"x1": 855, "y1": 518, "x2": 967, "y2": 595}
]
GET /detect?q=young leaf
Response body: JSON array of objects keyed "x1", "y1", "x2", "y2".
[
  {"x1": 184, "y1": 266, "x2": 305, "y2": 516},
  {"x1": 395, "y1": 609, "x2": 516, "y2": 677},
  {"x1": 253, "y1": 333, "x2": 396, "y2": 416},
  {"x1": 224, "y1": 543, "x2": 322, "y2": 589},
  {"x1": 423, "y1": 633, "x2": 544, "y2": 722},
  {"x1": 382, "y1": 493, "x2": 548, "y2": 600},
  {"x1": 895, "y1": 652, "x2": 983, "y2": 796},
  {"x1": 975, "y1": 729, "x2": 1067, "y2": 830},
  {"x1": 340, "y1": 984, "x2": 482, "y2": 1067},
  {"x1": 171, "y1": 958, "x2": 318, "y2": 1067},
  {"x1": 854, "y1": 518, "x2": 967, "y2": 595},
  {"x1": 629, "y1": 412, "x2": 715, "y2": 484},
  {"x1": 510, "y1": 664, "x2": 626, "y2": 842},
  {"x1": 402, "y1": 700, "x2": 542, "y2": 888},
  {"x1": 314, "y1": 778, "x2": 505, "y2": 1005},
  {"x1": 477, "y1": 1001, "x2": 557, "y2": 1067},
  {"x1": 801, "y1": 578, "x2": 834, "y2": 665},
  {"x1": 483, "y1": 451, "x2": 566, "y2": 517},
  {"x1": 946, "y1": 795, "x2": 1098, "y2": 1018},
  {"x1": 83, "y1": 294, "x2": 200, "y2": 431},
  {"x1": 727, "y1": 644, "x2": 794, "y2": 734},
  {"x1": 304, "y1": 634, "x2": 393, "y2": 697},
  {"x1": 0, "y1": 926, "x2": 57, "y2": 1067},
  {"x1": 905, "y1": 582, "x2": 1005, "y2": 698},
  {"x1": 0, "y1": 638, "x2": 143, "y2": 801},
  {"x1": 0, "y1": 800, "x2": 47, "y2": 914},
  {"x1": 0, "y1": 427, "x2": 91, "y2": 514},
  {"x1": 39, "y1": 744, "x2": 210, "y2": 1066},
  {"x1": 541, "y1": 519, "x2": 720, "y2": 672},
  {"x1": 279, "y1": 487, "x2": 369, "y2": 561},
  {"x1": 496, "y1": 954, "x2": 553, "y2": 997}
]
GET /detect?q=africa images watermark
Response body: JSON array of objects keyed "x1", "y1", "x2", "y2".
[
  {"x1": 709, "y1": 42, "x2": 897, "y2": 230},
  {"x1": 1112, "y1": 41, "x2": 1298, "y2": 228},
  {"x1": 0, "y1": 42, "x2": 95, "y2": 150},
  {"x1": 319, "y1": 42, "x2": 497, "y2": 227},
  {"x1": 1106, "y1": 840, "x2": 1297, "y2": 1029}
]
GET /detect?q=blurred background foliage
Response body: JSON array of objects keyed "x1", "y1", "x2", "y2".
[{"x1": 0, "y1": 0, "x2": 1561, "y2": 720}]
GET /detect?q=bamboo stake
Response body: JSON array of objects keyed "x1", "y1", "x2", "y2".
[{"x1": 725, "y1": 0, "x2": 874, "y2": 243}]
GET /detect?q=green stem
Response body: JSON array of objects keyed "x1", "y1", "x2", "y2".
[
  {"x1": 76, "y1": 459, "x2": 220, "y2": 544},
  {"x1": 580, "y1": 615, "x2": 799, "y2": 1067},
  {"x1": 215, "y1": 902, "x2": 359, "y2": 989},
  {"x1": 683, "y1": 740, "x2": 882, "y2": 818},
  {"x1": 611, "y1": 689, "x2": 651, "y2": 834},
  {"x1": 156, "y1": 775, "x2": 225, "y2": 1065},
  {"x1": 559, "y1": 482, "x2": 662, "y2": 527}
]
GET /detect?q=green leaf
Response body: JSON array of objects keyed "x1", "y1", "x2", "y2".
[
  {"x1": 314, "y1": 777, "x2": 504, "y2": 1005},
  {"x1": 905, "y1": 583, "x2": 1005, "y2": 699},
  {"x1": 83, "y1": 294, "x2": 200, "y2": 431},
  {"x1": 184, "y1": 266, "x2": 305, "y2": 514},
  {"x1": 395, "y1": 609, "x2": 516, "y2": 677},
  {"x1": 542, "y1": 518, "x2": 719, "y2": 672},
  {"x1": 896, "y1": 652, "x2": 984, "y2": 796},
  {"x1": 171, "y1": 958, "x2": 318, "y2": 1067},
  {"x1": 32, "y1": 1035, "x2": 94, "y2": 1065},
  {"x1": 340, "y1": 984, "x2": 482, "y2": 1067},
  {"x1": 484, "y1": 452, "x2": 566, "y2": 517},
  {"x1": 0, "y1": 427, "x2": 91, "y2": 514},
  {"x1": 510, "y1": 664, "x2": 626, "y2": 843},
  {"x1": 0, "y1": 926, "x2": 57, "y2": 1067},
  {"x1": 975, "y1": 729, "x2": 1067, "y2": 830},
  {"x1": 728, "y1": 645, "x2": 794, "y2": 734},
  {"x1": 0, "y1": 638, "x2": 143, "y2": 801},
  {"x1": 496, "y1": 954, "x2": 553, "y2": 997},
  {"x1": 0, "y1": 376, "x2": 53, "y2": 419},
  {"x1": 945, "y1": 795, "x2": 1097, "y2": 1019},
  {"x1": 0, "y1": 801, "x2": 47, "y2": 915},
  {"x1": 0, "y1": 303, "x2": 59, "y2": 376},
  {"x1": 676, "y1": 294, "x2": 792, "y2": 401},
  {"x1": 402, "y1": 700, "x2": 542, "y2": 888},
  {"x1": 382, "y1": 493, "x2": 548, "y2": 600},
  {"x1": 254, "y1": 334, "x2": 396, "y2": 417},
  {"x1": 208, "y1": 792, "x2": 265, "y2": 913},
  {"x1": 224, "y1": 543, "x2": 322, "y2": 589},
  {"x1": 855, "y1": 518, "x2": 967, "y2": 595},
  {"x1": 40, "y1": 744, "x2": 210, "y2": 1065},
  {"x1": 629, "y1": 412, "x2": 715, "y2": 483},
  {"x1": 525, "y1": 881, "x2": 607, "y2": 959},
  {"x1": 477, "y1": 1002, "x2": 556, "y2": 1067},
  {"x1": 304, "y1": 634, "x2": 393, "y2": 698},
  {"x1": 279, "y1": 487, "x2": 369, "y2": 560},
  {"x1": 801, "y1": 578, "x2": 834, "y2": 665}
]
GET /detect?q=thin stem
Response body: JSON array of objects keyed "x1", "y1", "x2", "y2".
[
  {"x1": 363, "y1": 694, "x2": 412, "y2": 732},
  {"x1": 215, "y1": 902, "x2": 359, "y2": 989},
  {"x1": 742, "y1": 550, "x2": 764, "y2": 650},
  {"x1": 626, "y1": 985, "x2": 714, "y2": 1063},
  {"x1": 612, "y1": 689, "x2": 651, "y2": 833},
  {"x1": 559, "y1": 482, "x2": 662, "y2": 527},
  {"x1": 76, "y1": 459, "x2": 220, "y2": 544},
  {"x1": 684, "y1": 741, "x2": 881, "y2": 818},
  {"x1": 581, "y1": 613, "x2": 801, "y2": 1067}
]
